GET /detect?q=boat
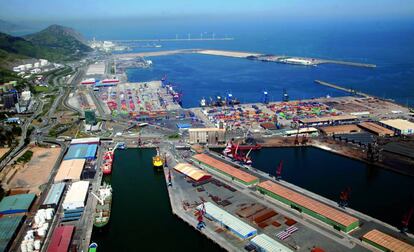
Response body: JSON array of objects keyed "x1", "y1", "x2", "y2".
[
  {"x1": 200, "y1": 98, "x2": 207, "y2": 107},
  {"x1": 153, "y1": 148, "x2": 164, "y2": 170},
  {"x1": 93, "y1": 184, "x2": 112, "y2": 228},
  {"x1": 88, "y1": 243, "x2": 98, "y2": 252},
  {"x1": 101, "y1": 151, "x2": 114, "y2": 175},
  {"x1": 153, "y1": 155, "x2": 164, "y2": 170},
  {"x1": 115, "y1": 142, "x2": 126, "y2": 150}
]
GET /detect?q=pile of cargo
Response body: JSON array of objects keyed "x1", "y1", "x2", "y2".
[
  {"x1": 203, "y1": 105, "x2": 276, "y2": 130},
  {"x1": 20, "y1": 208, "x2": 55, "y2": 252},
  {"x1": 267, "y1": 101, "x2": 340, "y2": 121}
]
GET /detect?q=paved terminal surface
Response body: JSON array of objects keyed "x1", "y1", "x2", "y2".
[{"x1": 160, "y1": 144, "x2": 388, "y2": 251}]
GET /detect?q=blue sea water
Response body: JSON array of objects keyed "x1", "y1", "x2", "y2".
[{"x1": 100, "y1": 21, "x2": 414, "y2": 108}]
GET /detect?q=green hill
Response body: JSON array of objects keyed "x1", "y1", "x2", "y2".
[
  {"x1": 0, "y1": 24, "x2": 91, "y2": 65},
  {"x1": 24, "y1": 24, "x2": 92, "y2": 60}
]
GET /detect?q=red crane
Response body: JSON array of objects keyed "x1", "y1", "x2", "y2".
[
  {"x1": 338, "y1": 187, "x2": 351, "y2": 208},
  {"x1": 401, "y1": 207, "x2": 413, "y2": 233},
  {"x1": 196, "y1": 202, "x2": 206, "y2": 230},
  {"x1": 276, "y1": 160, "x2": 283, "y2": 180}
]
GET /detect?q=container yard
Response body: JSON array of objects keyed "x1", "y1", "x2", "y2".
[{"x1": 96, "y1": 80, "x2": 181, "y2": 119}]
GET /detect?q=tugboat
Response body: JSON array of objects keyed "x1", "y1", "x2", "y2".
[
  {"x1": 88, "y1": 243, "x2": 98, "y2": 252},
  {"x1": 92, "y1": 184, "x2": 112, "y2": 228},
  {"x1": 152, "y1": 148, "x2": 164, "y2": 170},
  {"x1": 101, "y1": 151, "x2": 114, "y2": 175}
]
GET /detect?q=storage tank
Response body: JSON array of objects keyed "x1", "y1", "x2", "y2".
[
  {"x1": 34, "y1": 240, "x2": 41, "y2": 250},
  {"x1": 26, "y1": 241, "x2": 34, "y2": 252},
  {"x1": 21, "y1": 240, "x2": 28, "y2": 252},
  {"x1": 37, "y1": 227, "x2": 46, "y2": 237}
]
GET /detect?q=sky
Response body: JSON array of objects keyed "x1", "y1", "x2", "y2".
[{"x1": 0, "y1": 0, "x2": 413, "y2": 22}]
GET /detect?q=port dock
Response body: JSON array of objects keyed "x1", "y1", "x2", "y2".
[
  {"x1": 314, "y1": 80, "x2": 372, "y2": 98},
  {"x1": 115, "y1": 49, "x2": 376, "y2": 68}
]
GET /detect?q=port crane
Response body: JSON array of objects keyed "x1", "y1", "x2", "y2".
[
  {"x1": 338, "y1": 187, "x2": 351, "y2": 208},
  {"x1": 276, "y1": 160, "x2": 283, "y2": 180},
  {"x1": 401, "y1": 206, "x2": 413, "y2": 234},
  {"x1": 196, "y1": 201, "x2": 206, "y2": 230}
]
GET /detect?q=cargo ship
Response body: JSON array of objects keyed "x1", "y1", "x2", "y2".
[
  {"x1": 81, "y1": 78, "x2": 96, "y2": 85},
  {"x1": 102, "y1": 78, "x2": 119, "y2": 83},
  {"x1": 201, "y1": 94, "x2": 240, "y2": 107},
  {"x1": 101, "y1": 151, "x2": 114, "y2": 175},
  {"x1": 93, "y1": 184, "x2": 112, "y2": 228}
]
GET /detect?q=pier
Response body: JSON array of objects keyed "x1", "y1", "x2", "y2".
[
  {"x1": 314, "y1": 80, "x2": 372, "y2": 98},
  {"x1": 114, "y1": 49, "x2": 376, "y2": 69}
]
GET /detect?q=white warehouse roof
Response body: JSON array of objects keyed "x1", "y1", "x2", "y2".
[
  {"x1": 70, "y1": 137, "x2": 100, "y2": 145},
  {"x1": 380, "y1": 119, "x2": 414, "y2": 132},
  {"x1": 251, "y1": 234, "x2": 293, "y2": 252},
  {"x1": 62, "y1": 181, "x2": 89, "y2": 210},
  {"x1": 197, "y1": 202, "x2": 257, "y2": 239}
]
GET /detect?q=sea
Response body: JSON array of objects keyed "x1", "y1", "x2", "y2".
[{"x1": 77, "y1": 19, "x2": 414, "y2": 108}]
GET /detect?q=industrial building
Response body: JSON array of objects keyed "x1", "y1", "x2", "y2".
[
  {"x1": 64, "y1": 144, "x2": 97, "y2": 160},
  {"x1": 362, "y1": 229, "x2": 414, "y2": 252},
  {"x1": 299, "y1": 115, "x2": 358, "y2": 126},
  {"x1": 41, "y1": 182, "x2": 66, "y2": 209},
  {"x1": 70, "y1": 137, "x2": 100, "y2": 145},
  {"x1": 358, "y1": 122, "x2": 395, "y2": 137},
  {"x1": 173, "y1": 163, "x2": 212, "y2": 184},
  {"x1": 257, "y1": 181, "x2": 359, "y2": 233},
  {"x1": 54, "y1": 159, "x2": 86, "y2": 182},
  {"x1": 0, "y1": 215, "x2": 25, "y2": 252},
  {"x1": 188, "y1": 128, "x2": 226, "y2": 145},
  {"x1": 197, "y1": 202, "x2": 257, "y2": 240},
  {"x1": 283, "y1": 127, "x2": 318, "y2": 137},
  {"x1": 379, "y1": 119, "x2": 414, "y2": 135},
  {"x1": 319, "y1": 124, "x2": 362, "y2": 136},
  {"x1": 62, "y1": 181, "x2": 89, "y2": 221},
  {"x1": 47, "y1": 225, "x2": 75, "y2": 252},
  {"x1": 192, "y1": 154, "x2": 259, "y2": 186},
  {"x1": 250, "y1": 234, "x2": 293, "y2": 252},
  {"x1": 0, "y1": 193, "x2": 36, "y2": 215}
]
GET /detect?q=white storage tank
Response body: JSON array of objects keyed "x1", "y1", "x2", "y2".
[
  {"x1": 21, "y1": 240, "x2": 28, "y2": 252},
  {"x1": 26, "y1": 240, "x2": 34, "y2": 252},
  {"x1": 37, "y1": 227, "x2": 46, "y2": 237},
  {"x1": 34, "y1": 240, "x2": 41, "y2": 250}
]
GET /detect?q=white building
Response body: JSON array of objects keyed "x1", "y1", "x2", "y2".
[
  {"x1": 251, "y1": 234, "x2": 293, "y2": 252},
  {"x1": 21, "y1": 91, "x2": 31, "y2": 101},
  {"x1": 30, "y1": 68, "x2": 41, "y2": 74},
  {"x1": 25, "y1": 63, "x2": 33, "y2": 69},
  {"x1": 62, "y1": 181, "x2": 89, "y2": 210},
  {"x1": 380, "y1": 119, "x2": 414, "y2": 135},
  {"x1": 13, "y1": 65, "x2": 26, "y2": 72},
  {"x1": 188, "y1": 128, "x2": 226, "y2": 145},
  {"x1": 197, "y1": 202, "x2": 257, "y2": 240},
  {"x1": 34, "y1": 62, "x2": 40, "y2": 68},
  {"x1": 39, "y1": 59, "x2": 48, "y2": 66}
]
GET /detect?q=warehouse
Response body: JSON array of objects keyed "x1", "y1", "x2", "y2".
[
  {"x1": 174, "y1": 163, "x2": 212, "y2": 184},
  {"x1": 284, "y1": 127, "x2": 318, "y2": 137},
  {"x1": 62, "y1": 181, "x2": 89, "y2": 211},
  {"x1": 188, "y1": 128, "x2": 226, "y2": 145},
  {"x1": 64, "y1": 144, "x2": 97, "y2": 160},
  {"x1": 54, "y1": 159, "x2": 86, "y2": 182},
  {"x1": 358, "y1": 122, "x2": 394, "y2": 137},
  {"x1": 299, "y1": 115, "x2": 357, "y2": 126},
  {"x1": 41, "y1": 182, "x2": 66, "y2": 209},
  {"x1": 0, "y1": 193, "x2": 35, "y2": 215},
  {"x1": 257, "y1": 181, "x2": 359, "y2": 233},
  {"x1": 319, "y1": 124, "x2": 361, "y2": 136},
  {"x1": 70, "y1": 137, "x2": 100, "y2": 145},
  {"x1": 379, "y1": 119, "x2": 414, "y2": 135},
  {"x1": 47, "y1": 225, "x2": 75, "y2": 252},
  {"x1": 192, "y1": 154, "x2": 259, "y2": 186},
  {"x1": 197, "y1": 202, "x2": 257, "y2": 240},
  {"x1": 0, "y1": 215, "x2": 25, "y2": 252},
  {"x1": 362, "y1": 229, "x2": 414, "y2": 252},
  {"x1": 250, "y1": 234, "x2": 293, "y2": 252}
]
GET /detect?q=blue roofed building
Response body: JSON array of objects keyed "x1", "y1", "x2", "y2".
[
  {"x1": 0, "y1": 194, "x2": 36, "y2": 215},
  {"x1": 41, "y1": 182, "x2": 66, "y2": 209},
  {"x1": 0, "y1": 215, "x2": 25, "y2": 252},
  {"x1": 64, "y1": 144, "x2": 98, "y2": 160}
]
